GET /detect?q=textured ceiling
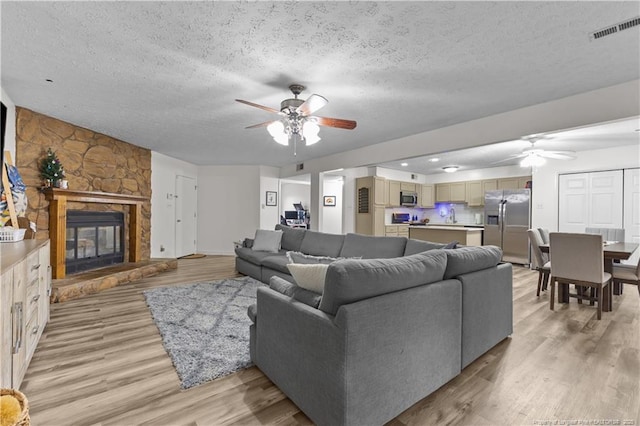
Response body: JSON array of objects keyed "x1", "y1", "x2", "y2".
[{"x1": 2, "y1": 1, "x2": 639, "y2": 167}]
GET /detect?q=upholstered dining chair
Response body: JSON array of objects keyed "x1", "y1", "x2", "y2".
[
  {"x1": 527, "y1": 228, "x2": 551, "y2": 296},
  {"x1": 549, "y1": 232, "x2": 612, "y2": 320},
  {"x1": 585, "y1": 227, "x2": 625, "y2": 242},
  {"x1": 612, "y1": 257, "x2": 640, "y2": 297},
  {"x1": 537, "y1": 227, "x2": 550, "y2": 245}
]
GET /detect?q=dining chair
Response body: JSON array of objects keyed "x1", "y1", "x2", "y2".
[
  {"x1": 612, "y1": 257, "x2": 640, "y2": 297},
  {"x1": 537, "y1": 228, "x2": 550, "y2": 245},
  {"x1": 527, "y1": 228, "x2": 551, "y2": 296},
  {"x1": 549, "y1": 232, "x2": 612, "y2": 320},
  {"x1": 585, "y1": 227, "x2": 625, "y2": 242}
]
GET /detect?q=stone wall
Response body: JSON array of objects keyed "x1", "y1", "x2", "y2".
[{"x1": 15, "y1": 108, "x2": 151, "y2": 261}]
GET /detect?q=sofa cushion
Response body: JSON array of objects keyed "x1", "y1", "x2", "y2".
[
  {"x1": 269, "y1": 275, "x2": 322, "y2": 308},
  {"x1": 252, "y1": 229, "x2": 283, "y2": 252},
  {"x1": 287, "y1": 263, "x2": 329, "y2": 294},
  {"x1": 261, "y1": 254, "x2": 291, "y2": 274},
  {"x1": 287, "y1": 251, "x2": 340, "y2": 265},
  {"x1": 275, "y1": 224, "x2": 306, "y2": 252},
  {"x1": 247, "y1": 303, "x2": 257, "y2": 324},
  {"x1": 339, "y1": 233, "x2": 407, "y2": 259},
  {"x1": 299, "y1": 230, "x2": 345, "y2": 257},
  {"x1": 403, "y1": 239, "x2": 446, "y2": 256},
  {"x1": 319, "y1": 250, "x2": 448, "y2": 316},
  {"x1": 443, "y1": 246, "x2": 502, "y2": 279},
  {"x1": 235, "y1": 247, "x2": 281, "y2": 265}
]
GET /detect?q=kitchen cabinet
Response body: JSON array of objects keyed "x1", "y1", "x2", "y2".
[
  {"x1": 409, "y1": 226, "x2": 483, "y2": 247},
  {"x1": 356, "y1": 177, "x2": 386, "y2": 236},
  {"x1": 436, "y1": 182, "x2": 466, "y2": 202},
  {"x1": 0, "y1": 240, "x2": 50, "y2": 389},
  {"x1": 482, "y1": 179, "x2": 498, "y2": 193},
  {"x1": 419, "y1": 184, "x2": 434, "y2": 208},
  {"x1": 385, "y1": 224, "x2": 409, "y2": 237},
  {"x1": 400, "y1": 182, "x2": 416, "y2": 192},
  {"x1": 466, "y1": 181, "x2": 483, "y2": 206},
  {"x1": 497, "y1": 176, "x2": 530, "y2": 190},
  {"x1": 387, "y1": 180, "x2": 401, "y2": 207}
]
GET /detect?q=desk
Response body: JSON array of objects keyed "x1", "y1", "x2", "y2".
[{"x1": 540, "y1": 242, "x2": 639, "y2": 297}]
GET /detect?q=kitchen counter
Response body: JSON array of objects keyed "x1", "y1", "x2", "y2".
[{"x1": 409, "y1": 226, "x2": 483, "y2": 247}]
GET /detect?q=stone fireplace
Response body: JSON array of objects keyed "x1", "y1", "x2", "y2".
[{"x1": 65, "y1": 210, "x2": 124, "y2": 274}]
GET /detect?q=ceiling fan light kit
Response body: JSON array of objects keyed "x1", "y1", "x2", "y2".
[{"x1": 237, "y1": 84, "x2": 356, "y2": 154}]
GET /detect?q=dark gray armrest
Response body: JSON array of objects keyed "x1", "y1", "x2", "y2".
[
  {"x1": 247, "y1": 303, "x2": 257, "y2": 324},
  {"x1": 243, "y1": 238, "x2": 254, "y2": 248},
  {"x1": 270, "y1": 276, "x2": 322, "y2": 309}
]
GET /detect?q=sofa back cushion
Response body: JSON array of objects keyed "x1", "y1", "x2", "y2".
[
  {"x1": 339, "y1": 233, "x2": 407, "y2": 259},
  {"x1": 443, "y1": 245, "x2": 502, "y2": 279},
  {"x1": 319, "y1": 250, "x2": 448, "y2": 316},
  {"x1": 403, "y1": 239, "x2": 446, "y2": 256},
  {"x1": 275, "y1": 224, "x2": 306, "y2": 252},
  {"x1": 299, "y1": 230, "x2": 345, "y2": 257}
]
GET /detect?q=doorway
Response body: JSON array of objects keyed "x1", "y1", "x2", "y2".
[{"x1": 175, "y1": 175, "x2": 197, "y2": 258}]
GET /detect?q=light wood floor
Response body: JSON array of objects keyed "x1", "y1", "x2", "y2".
[{"x1": 21, "y1": 256, "x2": 640, "y2": 425}]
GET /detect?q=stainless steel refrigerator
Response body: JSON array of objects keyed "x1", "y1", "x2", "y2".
[{"x1": 484, "y1": 189, "x2": 531, "y2": 264}]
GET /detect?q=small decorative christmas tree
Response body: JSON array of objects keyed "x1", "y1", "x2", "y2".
[{"x1": 39, "y1": 148, "x2": 65, "y2": 186}]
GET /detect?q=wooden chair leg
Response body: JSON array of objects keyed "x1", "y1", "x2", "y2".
[
  {"x1": 536, "y1": 270, "x2": 543, "y2": 296},
  {"x1": 542, "y1": 272, "x2": 550, "y2": 291},
  {"x1": 550, "y1": 278, "x2": 555, "y2": 311},
  {"x1": 596, "y1": 283, "x2": 602, "y2": 320}
]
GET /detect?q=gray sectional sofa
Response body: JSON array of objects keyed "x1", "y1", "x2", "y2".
[{"x1": 235, "y1": 225, "x2": 513, "y2": 426}]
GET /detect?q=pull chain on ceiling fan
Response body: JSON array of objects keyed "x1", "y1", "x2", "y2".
[{"x1": 236, "y1": 84, "x2": 357, "y2": 155}]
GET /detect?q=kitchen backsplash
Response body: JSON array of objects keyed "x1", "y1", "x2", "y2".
[{"x1": 385, "y1": 203, "x2": 484, "y2": 225}]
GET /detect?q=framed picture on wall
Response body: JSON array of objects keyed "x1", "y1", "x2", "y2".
[
  {"x1": 323, "y1": 195, "x2": 336, "y2": 206},
  {"x1": 266, "y1": 191, "x2": 277, "y2": 206}
]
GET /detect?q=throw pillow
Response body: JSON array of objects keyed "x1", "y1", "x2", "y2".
[
  {"x1": 286, "y1": 263, "x2": 329, "y2": 294},
  {"x1": 286, "y1": 251, "x2": 339, "y2": 265},
  {"x1": 252, "y1": 229, "x2": 283, "y2": 252}
]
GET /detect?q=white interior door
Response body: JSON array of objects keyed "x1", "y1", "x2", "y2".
[
  {"x1": 175, "y1": 175, "x2": 197, "y2": 257},
  {"x1": 624, "y1": 168, "x2": 640, "y2": 244},
  {"x1": 558, "y1": 173, "x2": 588, "y2": 233},
  {"x1": 589, "y1": 170, "x2": 623, "y2": 228}
]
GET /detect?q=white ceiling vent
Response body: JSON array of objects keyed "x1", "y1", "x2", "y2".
[{"x1": 590, "y1": 16, "x2": 640, "y2": 40}]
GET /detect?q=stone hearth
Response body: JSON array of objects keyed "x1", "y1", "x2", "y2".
[{"x1": 51, "y1": 258, "x2": 178, "y2": 303}]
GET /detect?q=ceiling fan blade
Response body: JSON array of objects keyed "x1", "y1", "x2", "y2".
[
  {"x1": 297, "y1": 94, "x2": 328, "y2": 115},
  {"x1": 245, "y1": 121, "x2": 275, "y2": 129},
  {"x1": 491, "y1": 154, "x2": 525, "y2": 165},
  {"x1": 539, "y1": 151, "x2": 576, "y2": 160},
  {"x1": 235, "y1": 99, "x2": 281, "y2": 114},
  {"x1": 314, "y1": 116, "x2": 357, "y2": 130}
]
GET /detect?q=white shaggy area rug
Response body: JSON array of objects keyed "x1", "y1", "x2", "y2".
[{"x1": 143, "y1": 276, "x2": 264, "y2": 389}]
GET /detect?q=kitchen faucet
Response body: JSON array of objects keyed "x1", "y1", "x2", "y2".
[{"x1": 450, "y1": 206, "x2": 457, "y2": 224}]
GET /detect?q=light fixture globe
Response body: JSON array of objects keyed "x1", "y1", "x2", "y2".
[
  {"x1": 442, "y1": 166, "x2": 459, "y2": 173},
  {"x1": 267, "y1": 121, "x2": 289, "y2": 146},
  {"x1": 302, "y1": 121, "x2": 321, "y2": 145},
  {"x1": 520, "y1": 152, "x2": 546, "y2": 167}
]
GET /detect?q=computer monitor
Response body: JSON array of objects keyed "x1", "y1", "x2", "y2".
[{"x1": 284, "y1": 210, "x2": 299, "y2": 220}]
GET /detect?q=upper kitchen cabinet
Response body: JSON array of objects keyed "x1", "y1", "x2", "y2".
[
  {"x1": 497, "y1": 176, "x2": 531, "y2": 190},
  {"x1": 436, "y1": 182, "x2": 466, "y2": 203},
  {"x1": 400, "y1": 182, "x2": 416, "y2": 192},
  {"x1": 466, "y1": 181, "x2": 483, "y2": 206},
  {"x1": 419, "y1": 184, "x2": 434, "y2": 208},
  {"x1": 387, "y1": 180, "x2": 401, "y2": 207}
]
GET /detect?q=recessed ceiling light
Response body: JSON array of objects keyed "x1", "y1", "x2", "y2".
[
  {"x1": 442, "y1": 166, "x2": 459, "y2": 173},
  {"x1": 401, "y1": 162, "x2": 408, "y2": 167},
  {"x1": 45, "y1": 79, "x2": 53, "y2": 82},
  {"x1": 428, "y1": 158, "x2": 440, "y2": 162}
]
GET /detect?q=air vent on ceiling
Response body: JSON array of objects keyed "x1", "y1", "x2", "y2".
[
  {"x1": 296, "y1": 163, "x2": 304, "y2": 171},
  {"x1": 411, "y1": 174, "x2": 418, "y2": 180},
  {"x1": 590, "y1": 16, "x2": 640, "y2": 40}
]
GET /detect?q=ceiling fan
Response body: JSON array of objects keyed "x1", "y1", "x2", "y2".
[
  {"x1": 236, "y1": 84, "x2": 357, "y2": 153},
  {"x1": 509, "y1": 136, "x2": 576, "y2": 167}
]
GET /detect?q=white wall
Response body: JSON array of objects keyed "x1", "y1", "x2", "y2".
[
  {"x1": 374, "y1": 167, "x2": 427, "y2": 184},
  {"x1": 150, "y1": 151, "x2": 198, "y2": 258},
  {"x1": 259, "y1": 166, "x2": 280, "y2": 229},
  {"x1": 281, "y1": 182, "x2": 310, "y2": 216},
  {"x1": 321, "y1": 178, "x2": 343, "y2": 234},
  {"x1": 1, "y1": 88, "x2": 17, "y2": 161},
  {"x1": 532, "y1": 144, "x2": 640, "y2": 232},
  {"x1": 424, "y1": 165, "x2": 527, "y2": 183},
  {"x1": 197, "y1": 165, "x2": 261, "y2": 255}
]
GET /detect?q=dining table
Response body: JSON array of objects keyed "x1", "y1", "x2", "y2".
[{"x1": 539, "y1": 241, "x2": 639, "y2": 310}]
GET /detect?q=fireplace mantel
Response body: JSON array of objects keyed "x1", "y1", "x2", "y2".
[{"x1": 43, "y1": 188, "x2": 149, "y2": 279}]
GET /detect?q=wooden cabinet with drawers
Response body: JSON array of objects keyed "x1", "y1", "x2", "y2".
[{"x1": 0, "y1": 239, "x2": 51, "y2": 389}]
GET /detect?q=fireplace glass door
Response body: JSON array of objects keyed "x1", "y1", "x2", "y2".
[{"x1": 66, "y1": 211, "x2": 124, "y2": 274}]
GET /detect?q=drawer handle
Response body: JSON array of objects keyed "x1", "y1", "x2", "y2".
[
  {"x1": 32, "y1": 325, "x2": 39, "y2": 335},
  {"x1": 31, "y1": 264, "x2": 41, "y2": 271},
  {"x1": 32, "y1": 294, "x2": 41, "y2": 303},
  {"x1": 13, "y1": 302, "x2": 23, "y2": 354}
]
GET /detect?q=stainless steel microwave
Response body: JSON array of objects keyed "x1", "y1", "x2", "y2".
[{"x1": 400, "y1": 191, "x2": 418, "y2": 206}]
